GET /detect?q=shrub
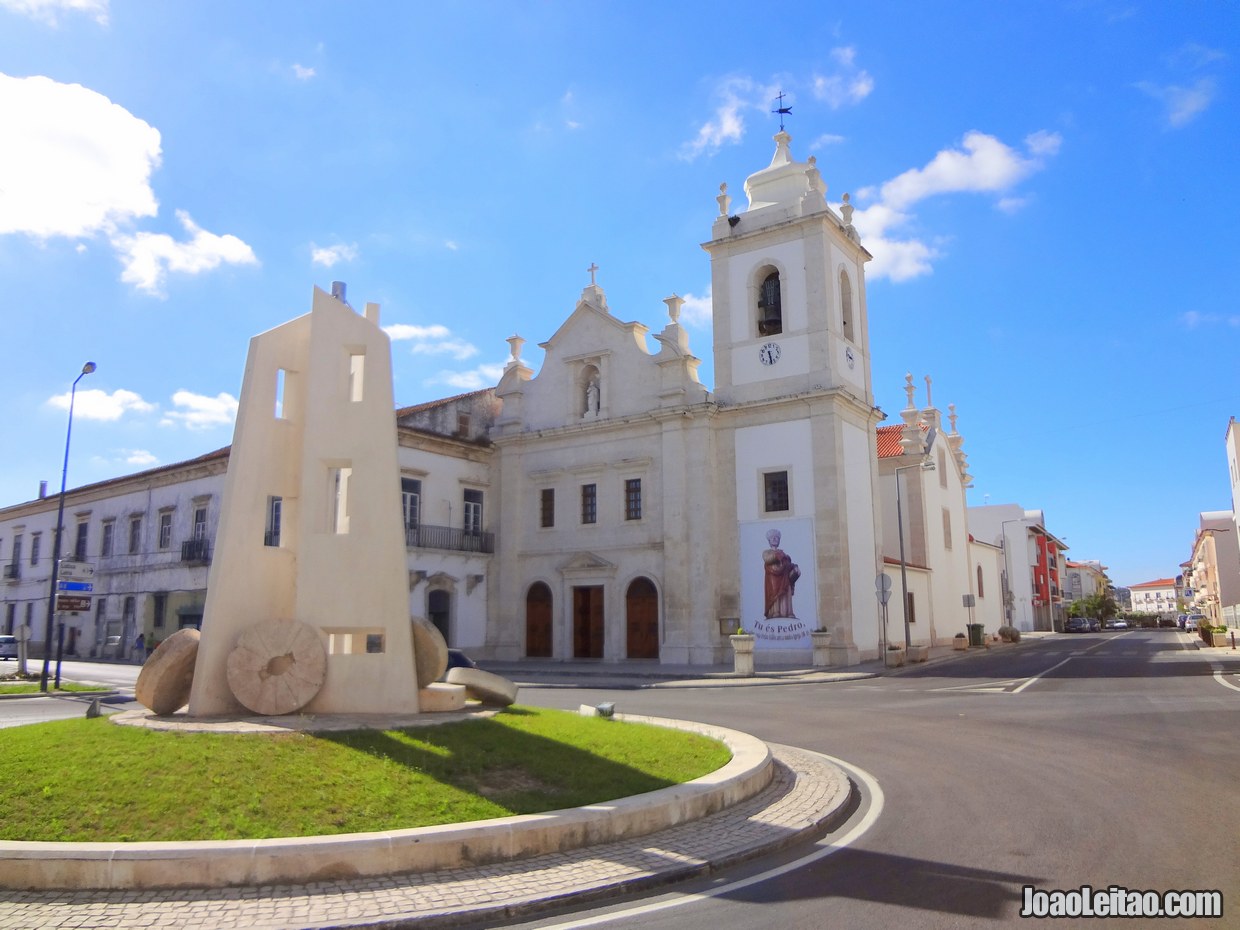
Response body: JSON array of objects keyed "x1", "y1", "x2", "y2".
[{"x1": 998, "y1": 625, "x2": 1021, "y2": 643}]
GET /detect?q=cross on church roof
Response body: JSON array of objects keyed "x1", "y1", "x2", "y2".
[{"x1": 587, "y1": 262, "x2": 599, "y2": 286}]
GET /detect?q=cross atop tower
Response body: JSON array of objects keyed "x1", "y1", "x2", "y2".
[
  {"x1": 587, "y1": 262, "x2": 599, "y2": 286},
  {"x1": 772, "y1": 91, "x2": 792, "y2": 130}
]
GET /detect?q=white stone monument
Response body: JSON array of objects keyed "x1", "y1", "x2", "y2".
[{"x1": 188, "y1": 284, "x2": 420, "y2": 716}]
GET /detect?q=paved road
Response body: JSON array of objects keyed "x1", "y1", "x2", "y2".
[
  {"x1": 505, "y1": 629, "x2": 1240, "y2": 929},
  {"x1": 0, "y1": 659, "x2": 139, "y2": 729}
]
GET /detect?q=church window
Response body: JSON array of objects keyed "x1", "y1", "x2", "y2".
[
  {"x1": 764, "y1": 471, "x2": 789, "y2": 513},
  {"x1": 943, "y1": 508, "x2": 953, "y2": 550},
  {"x1": 348, "y1": 351, "x2": 365, "y2": 403},
  {"x1": 938, "y1": 447, "x2": 947, "y2": 487},
  {"x1": 977, "y1": 565, "x2": 985, "y2": 598},
  {"x1": 540, "y1": 488, "x2": 555, "y2": 528},
  {"x1": 839, "y1": 270, "x2": 853, "y2": 342},
  {"x1": 624, "y1": 479, "x2": 642, "y2": 521},
  {"x1": 906, "y1": 592, "x2": 916, "y2": 624},
  {"x1": 581, "y1": 484, "x2": 597, "y2": 524},
  {"x1": 757, "y1": 271, "x2": 782, "y2": 336}
]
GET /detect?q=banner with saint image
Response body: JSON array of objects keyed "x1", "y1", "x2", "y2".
[{"x1": 738, "y1": 518, "x2": 818, "y2": 649}]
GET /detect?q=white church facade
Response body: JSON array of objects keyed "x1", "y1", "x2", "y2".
[{"x1": 1, "y1": 131, "x2": 1011, "y2": 669}]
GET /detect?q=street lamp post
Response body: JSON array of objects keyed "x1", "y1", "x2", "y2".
[
  {"x1": 895, "y1": 459, "x2": 935, "y2": 650},
  {"x1": 40, "y1": 362, "x2": 96, "y2": 693}
]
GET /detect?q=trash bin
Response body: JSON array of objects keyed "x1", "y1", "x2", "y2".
[{"x1": 967, "y1": 623, "x2": 985, "y2": 647}]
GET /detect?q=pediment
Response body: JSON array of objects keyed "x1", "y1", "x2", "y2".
[{"x1": 558, "y1": 551, "x2": 617, "y2": 576}]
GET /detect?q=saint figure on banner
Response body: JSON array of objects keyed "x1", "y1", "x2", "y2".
[{"x1": 763, "y1": 528, "x2": 800, "y2": 619}]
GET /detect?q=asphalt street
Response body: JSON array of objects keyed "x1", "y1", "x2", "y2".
[{"x1": 505, "y1": 629, "x2": 1240, "y2": 929}]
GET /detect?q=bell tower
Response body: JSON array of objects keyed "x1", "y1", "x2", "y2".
[
  {"x1": 704, "y1": 130, "x2": 873, "y2": 409},
  {"x1": 704, "y1": 129, "x2": 884, "y2": 666}
]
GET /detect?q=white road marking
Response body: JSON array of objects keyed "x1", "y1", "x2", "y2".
[
  {"x1": 1212, "y1": 671, "x2": 1240, "y2": 694},
  {"x1": 1010, "y1": 637, "x2": 1112, "y2": 694},
  {"x1": 528, "y1": 751, "x2": 885, "y2": 929}
]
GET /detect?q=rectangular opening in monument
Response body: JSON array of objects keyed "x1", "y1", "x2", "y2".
[
  {"x1": 275, "y1": 368, "x2": 287, "y2": 419},
  {"x1": 348, "y1": 351, "x2": 365, "y2": 403},
  {"x1": 330, "y1": 465, "x2": 352, "y2": 534},
  {"x1": 325, "y1": 629, "x2": 386, "y2": 654}
]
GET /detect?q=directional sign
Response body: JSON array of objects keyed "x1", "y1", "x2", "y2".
[
  {"x1": 58, "y1": 561, "x2": 96, "y2": 581},
  {"x1": 58, "y1": 581, "x2": 94, "y2": 592},
  {"x1": 55, "y1": 595, "x2": 92, "y2": 612}
]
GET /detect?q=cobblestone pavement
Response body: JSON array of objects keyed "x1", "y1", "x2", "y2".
[{"x1": 0, "y1": 745, "x2": 850, "y2": 930}]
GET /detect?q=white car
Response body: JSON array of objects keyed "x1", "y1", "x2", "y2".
[
  {"x1": 0, "y1": 634, "x2": 18, "y2": 660},
  {"x1": 1185, "y1": 615, "x2": 1203, "y2": 632},
  {"x1": 1111, "y1": 619, "x2": 1129, "y2": 630}
]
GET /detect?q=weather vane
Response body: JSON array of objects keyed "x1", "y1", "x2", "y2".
[{"x1": 772, "y1": 91, "x2": 792, "y2": 130}]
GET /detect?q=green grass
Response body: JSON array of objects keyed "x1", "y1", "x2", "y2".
[
  {"x1": 0, "y1": 681, "x2": 109, "y2": 694},
  {"x1": 0, "y1": 707, "x2": 731, "y2": 842}
]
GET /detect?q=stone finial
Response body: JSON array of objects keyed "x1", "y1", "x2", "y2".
[
  {"x1": 841, "y1": 193, "x2": 854, "y2": 226},
  {"x1": 806, "y1": 155, "x2": 825, "y2": 196},
  {"x1": 717, "y1": 182, "x2": 732, "y2": 216},
  {"x1": 948, "y1": 403, "x2": 959, "y2": 434},
  {"x1": 924, "y1": 375, "x2": 933, "y2": 408},
  {"x1": 664, "y1": 294, "x2": 684, "y2": 324},
  {"x1": 505, "y1": 334, "x2": 524, "y2": 366},
  {"x1": 904, "y1": 372, "x2": 916, "y2": 409}
]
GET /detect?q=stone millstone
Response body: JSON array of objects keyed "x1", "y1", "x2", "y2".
[
  {"x1": 445, "y1": 666, "x2": 519, "y2": 706},
  {"x1": 226, "y1": 618, "x2": 327, "y2": 716},
  {"x1": 410, "y1": 617, "x2": 449, "y2": 688},
  {"x1": 134, "y1": 628, "x2": 201, "y2": 716}
]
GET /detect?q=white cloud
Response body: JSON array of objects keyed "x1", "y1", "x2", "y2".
[
  {"x1": 0, "y1": 0, "x2": 107, "y2": 25},
  {"x1": 161, "y1": 390, "x2": 238, "y2": 430},
  {"x1": 291, "y1": 63, "x2": 316, "y2": 80},
  {"x1": 124, "y1": 449, "x2": 158, "y2": 466},
  {"x1": 0, "y1": 72, "x2": 160, "y2": 238},
  {"x1": 852, "y1": 130, "x2": 1058, "y2": 281},
  {"x1": 310, "y1": 242, "x2": 358, "y2": 267},
  {"x1": 809, "y1": 133, "x2": 846, "y2": 150},
  {"x1": 426, "y1": 362, "x2": 506, "y2": 391},
  {"x1": 384, "y1": 323, "x2": 478, "y2": 360},
  {"x1": 812, "y1": 46, "x2": 874, "y2": 109},
  {"x1": 384, "y1": 323, "x2": 451, "y2": 341},
  {"x1": 877, "y1": 130, "x2": 1056, "y2": 211},
  {"x1": 678, "y1": 289, "x2": 713, "y2": 327},
  {"x1": 47, "y1": 388, "x2": 154, "y2": 421},
  {"x1": 111, "y1": 209, "x2": 257, "y2": 296},
  {"x1": 1136, "y1": 78, "x2": 1216, "y2": 128},
  {"x1": 679, "y1": 77, "x2": 773, "y2": 161},
  {"x1": 444, "y1": 240, "x2": 459, "y2": 251},
  {"x1": 1181, "y1": 311, "x2": 1240, "y2": 329}
]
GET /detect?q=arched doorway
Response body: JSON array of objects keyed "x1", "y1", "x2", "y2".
[
  {"x1": 526, "y1": 582, "x2": 552, "y2": 658},
  {"x1": 427, "y1": 589, "x2": 451, "y2": 645},
  {"x1": 625, "y1": 577, "x2": 659, "y2": 659}
]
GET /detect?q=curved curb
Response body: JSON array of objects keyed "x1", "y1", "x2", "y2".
[{"x1": 0, "y1": 715, "x2": 771, "y2": 891}]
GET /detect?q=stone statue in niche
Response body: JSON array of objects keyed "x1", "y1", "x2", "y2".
[{"x1": 585, "y1": 377, "x2": 600, "y2": 417}]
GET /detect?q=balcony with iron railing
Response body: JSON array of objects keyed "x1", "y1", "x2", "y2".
[
  {"x1": 3, "y1": 562, "x2": 19, "y2": 582},
  {"x1": 181, "y1": 537, "x2": 212, "y2": 564},
  {"x1": 404, "y1": 523, "x2": 494, "y2": 554}
]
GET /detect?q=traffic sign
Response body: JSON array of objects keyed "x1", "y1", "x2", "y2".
[
  {"x1": 58, "y1": 561, "x2": 96, "y2": 581},
  {"x1": 58, "y1": 581, "x2": 94, "y2": 592},
  {"x1": 55, "y1": 595, "x2": 92, "y2": 612}
]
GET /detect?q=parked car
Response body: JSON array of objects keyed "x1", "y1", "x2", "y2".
[
  {"x1": 445, "y1": 649, "x2": 477, "y2": 672},
  {"x1": 0, "y1": 634, "x2": 18, "y2": 660},
  {"x1": 1185, "y1": 615, "x2": 1203, "y2": 632},
  {"x1": 1111, "y1": 618, "x2": 1129, "y2": 629},
  {"x1": 1064, "y1": 617, "x2": 1090, "y2": 633}
]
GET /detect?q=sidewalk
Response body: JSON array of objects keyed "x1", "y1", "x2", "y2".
[{"x1": 479, "y1": 630, "x2": 1049, "y2": 690}]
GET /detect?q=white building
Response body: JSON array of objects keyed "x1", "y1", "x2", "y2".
[
  {"x1": 967, "y1": 505, "x2": 1068, "y2": 632},
  {"x1": 1127, "y1": 577, "x2": 1179, "y2": 617},
  {"x1": 1063, "y1": 560, "x2": 1110, "y2": 604}
]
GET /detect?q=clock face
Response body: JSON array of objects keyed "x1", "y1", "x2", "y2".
[
  {"x1": 759, "y1": 342, "x2": 781, "y2": 366},
  {"x1": 845, "y1": 346, "x2": 855, "y2": 369}
]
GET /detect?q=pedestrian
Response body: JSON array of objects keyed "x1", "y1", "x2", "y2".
[{"x1": 134, "y1": 632, "x2": 146, "y2": 664}]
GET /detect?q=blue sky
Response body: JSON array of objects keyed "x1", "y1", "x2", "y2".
[{"x1": 1, "y1": 1, "x2": 1236, "y2": 588}]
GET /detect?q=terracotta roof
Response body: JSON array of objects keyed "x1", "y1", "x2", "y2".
[
  {"x1": 876, "y1": 422, "x2": 932, "y2": 459},
  {"x1": 395, "y1": 388, "x2": 493, "y2": 418},
  {"x1": 1130, "y1": 578, "x2": 1178, "y2": 588},
  {"x1": 876, "y1": 425, "x2": 904, "y2": 458}
]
